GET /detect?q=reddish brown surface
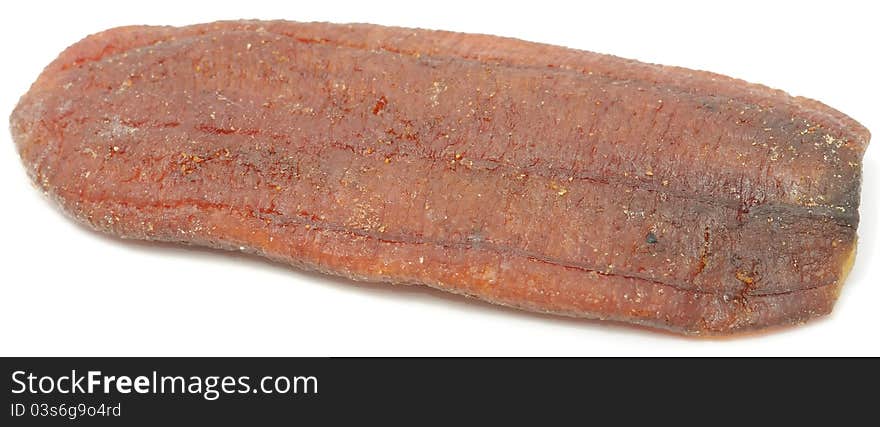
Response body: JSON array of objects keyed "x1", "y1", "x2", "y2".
[{"x1": 10, "y1": 20, "x2": 870, "y2": 334}]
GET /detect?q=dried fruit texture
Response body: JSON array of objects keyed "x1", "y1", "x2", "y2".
[{"x1": 10, "y1": 20, "x2": 870, "y2": 335}]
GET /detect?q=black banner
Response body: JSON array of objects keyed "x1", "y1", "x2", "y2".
[{"x1": 1, "y1": 357, "x2": 873, "y2": 424}]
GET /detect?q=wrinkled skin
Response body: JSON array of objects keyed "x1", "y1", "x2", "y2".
[{"x1": 10, "y1": 20, "x2": 870, "y2": 334}]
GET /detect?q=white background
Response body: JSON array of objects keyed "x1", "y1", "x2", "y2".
[{"x1": 1, "y1": 0, "x2": 877, "y2": 356}]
